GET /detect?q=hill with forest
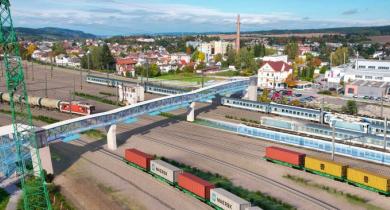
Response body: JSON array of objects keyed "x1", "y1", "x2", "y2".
[{"x1": 15, "y1": 27, "x2": 96, "y2": 40}]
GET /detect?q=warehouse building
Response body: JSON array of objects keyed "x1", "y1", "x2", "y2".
[{"x1": 344, "y1": 80, "x2": 390, "y2": 98}]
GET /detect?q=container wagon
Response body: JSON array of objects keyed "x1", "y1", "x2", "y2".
[
  {"x1": 304, "y1": 156, "x2": 348, "y2": 180},
  {"x1": 210, "y1": 188, "x2": 251, "y2": 210},
  {"x1": 347, "y1": 167, "x2": 390, "y2": 195},
  {"x1": 264, "y1": 146, "x2": 390, "y2": 196},
  {"x1": 122, "y1": 149, "x2": 261, "y2": 208},
  {"x1": 124, "y1": 149, "x2": 154, "y2": 171},
  {"x1": 178, "y1": 172, "x2": 215, "y2": 201},
  {"x1": 264, "y1": 146, "x2": 305, "y2": 169},
  {"x1": 150, "y1": 159, "x2": 182, "y2": 185}
]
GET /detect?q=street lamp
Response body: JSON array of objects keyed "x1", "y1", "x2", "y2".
[{"x1": 86, "y1": 50, "x2": 91, "y2": 75}]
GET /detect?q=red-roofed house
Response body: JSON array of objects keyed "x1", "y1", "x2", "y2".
[
  {"x1": 258, "y1": 61, "x2": 293, "y2": 89},
  {"x1": 116, "y1": 58, "x2": 137, "y2": 77}
]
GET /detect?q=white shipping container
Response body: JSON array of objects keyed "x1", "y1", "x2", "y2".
[
  {"x1": 246, "y1": 207, "x2": 262, "y2": 210},
  {"x1": 150, "y1": 160, "x2": 182, "y2": 183},
  {"x1": 210, "y1": 188, "x2": 251, "y2": 210}
]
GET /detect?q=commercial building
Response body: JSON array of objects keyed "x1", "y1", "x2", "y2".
[
  {"x1": 118, "y1": 84, "x2": 145, "y2": 105},
  {"x1": 257, "y1": 61, "x2": 293, "y2": 89},
  {"x1": 326, "y1": 59, "x2": 390, "y2": 88},
  {"x1": 344, "y1": 80, "x2": 389, "y2": 98}
]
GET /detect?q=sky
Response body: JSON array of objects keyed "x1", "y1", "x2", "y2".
[{"x1": 11, "y1": 0, "x2": 390, "y2": 36}]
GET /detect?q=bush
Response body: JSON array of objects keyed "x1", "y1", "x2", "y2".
[
  {"x1": 317, "y1": 90, "x2": 332, "y2": 95},
  {"x1": 161, "y1": 157, "x2": 294, "y2": 210}
]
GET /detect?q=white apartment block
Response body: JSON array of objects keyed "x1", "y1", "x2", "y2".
[{"x1": 257, "y1": 61, "x2": 293, "y2": 89}]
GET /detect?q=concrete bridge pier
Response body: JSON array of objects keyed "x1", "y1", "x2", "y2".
[
  {"x1": 106, "y1": 124, "x2": 117, "y2": 151},
  {"x1": 246, "y1": 76, "x2": 258, "y2": 101},
  {"x1": 187, "y1": 102, "x2": 196, "y2": 122},
  {"x1": 31, "y1": 146, "x2": 54, "y2": 176}
]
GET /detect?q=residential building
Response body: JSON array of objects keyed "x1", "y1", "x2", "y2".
[
  {"x1": 257, "y1": 61, "x2": 293, "y2": 89},
  {"x1": 116, "y1": 58, "x2": 137, "y2": 77},
  {"x1": 261, "y1": 55, "x2": 288, "y2": 63}
]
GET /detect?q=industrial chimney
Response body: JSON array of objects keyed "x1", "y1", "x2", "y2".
[{"x1": 236, "y1": 14, "x2": 240, "y2": 54}]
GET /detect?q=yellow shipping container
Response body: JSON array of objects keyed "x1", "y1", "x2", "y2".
[
  {"x1": 304, "y1": 156, "x2": 347, "y2": 179},
  {"x1": 347, "y1": 168, "x2": 390, "y2": 193}
]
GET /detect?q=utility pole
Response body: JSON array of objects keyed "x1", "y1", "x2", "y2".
[
  {"x1": 343, "y1": 51, "x2": 346, "y2": 65},
  {"x1": 87, "y1": 52, "x2": 90, "y2": 75},
  {"x1": 330, "y1": 52, "x2": 333, "y2": 67},
  {"x1": 45, "y1": 73, "x2": 48, "y2": 98},
  {"x1": 381, "y1": 91, "x2": 384, "y2": 118},
  {"x1": 50, "y1": 56, "x2": 53, "y2": 79},
  {"x1": 73, "y1": 76, "x2": 76, "y2": 100},
  {"x1": 332, "y1": 122, "x2": 336, "y2": 160},
  {"x1": 320, "y1": 97, "x2": 324, "y2": 124},
  {"x1": 80, "y1": 67, "x2": 83, "y2": 90},
  {"x1": 31, "y1": 60, "x2": 34, "y2": 81},
  {"x1": 384, "y1": 117, "x2": 388, "y2": 151}
]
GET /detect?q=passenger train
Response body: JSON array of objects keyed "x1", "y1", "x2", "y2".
[{"x1": 221, "y1": 97, "x2": 387, "y2": 135}]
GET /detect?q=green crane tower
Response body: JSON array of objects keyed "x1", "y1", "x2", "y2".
[{"x1": 0, "y1": 1, "x2": 52, "y2": 209}]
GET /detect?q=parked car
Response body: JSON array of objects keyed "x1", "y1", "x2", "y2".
[{"x1": 295, "y1": 93, "x2": 303, "y2": 97}]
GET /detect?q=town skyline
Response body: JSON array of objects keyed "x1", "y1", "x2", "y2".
[{"x1": 12, "y1": 0, "x2": 390, "y2": 35}]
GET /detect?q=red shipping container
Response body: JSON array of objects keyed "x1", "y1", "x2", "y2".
[
  {"x1": 125, "y1": 149, "x2": 154, "y2": 170},
  {"x1": 265, "y1": 146, "x2": 306, "y2": 166},
  {"x1": 178, "y1": 172, "x2": 215, "y2": 199}
]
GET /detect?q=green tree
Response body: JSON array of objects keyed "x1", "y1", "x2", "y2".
[
  {"x1": 284, "y1": 42, "x2": 299, "y2": 59},
  {"x1": 342, "y1": 100, "x2": 358, "y2": 115},
  {"x1": 254, "y1": 44, "x2": 266, "y2": 57},
  {"x1": 101, "y1": 44, "x2": 115, "y2": 71},
  {"x1": 331, "y1": 47, "x2": 349, "y2": 66},
  {"x1": 198, "y1": 52, "x2": 206, "y2": 62},
  {"x1": 258, "y1": 89, "x2": 271, "y2": 102},
  {"x1": 52, "y1": 42, "x2": 66, "y2": 56},
  {"x1": 149, "y1": 63, "x2": 161, "y2": 77},
  {"x1": 213, "y1": 53, "x2": 223, "y2": 63}
]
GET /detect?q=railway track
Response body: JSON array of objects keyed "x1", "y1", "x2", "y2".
[
  {"x1": 136, "y1": 135, "x2": 340, "y2": 210},
  {"x1": 55, "y1": 139, "x2": 175, "y2": 210}
]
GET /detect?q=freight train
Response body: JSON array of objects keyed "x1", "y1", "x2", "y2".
[
  {"x1": 221, "y1": 97, "x2": 387, "y2": 135},
  {"x1": 264, "y1": 146, "x2": 390, "y2": 196},
  {"x1": 0, "y1": 92, "x2": 95, "y2": 116},
  {"x1": 124, "y1": 148, "x2": 261, "y2": 210}
]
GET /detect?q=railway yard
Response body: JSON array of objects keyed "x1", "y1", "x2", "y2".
[{"x1": 1, "y1": 63, "x2": 390, "y2": 210}]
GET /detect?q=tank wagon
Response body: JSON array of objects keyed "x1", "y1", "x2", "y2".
[
  {"x1": 0, "y1": 92, "x2": 95, "y2": 116},
  {"x1": 264, "y1": 146, "x2": 390, "y2": 196},
  {"x1": 123, "y1": 148, "x2": 262, "y2": 209}
]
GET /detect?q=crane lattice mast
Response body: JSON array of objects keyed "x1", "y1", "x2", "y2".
[{"x1": 0, "y1": 0, "x2": 51, "y2": 209}]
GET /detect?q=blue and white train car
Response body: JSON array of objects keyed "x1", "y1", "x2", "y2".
[
  {"x1": 221, "y1": 97, "x2": 269, "y2": 113},
  {"x1": 269, "y1": 103, "x2": 324, "y2": 122}
]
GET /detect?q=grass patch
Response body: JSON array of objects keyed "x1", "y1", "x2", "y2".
[
  {"x1": 225, "y1": 115, "x2": 260, "y2": 124},
  {"x1": 99, "y1": 92, "x2": 116, "y2": 97},
  {"x1": 160, "y1": 157, "x2": 295, "y2": 210},
  {"x1": 0, "y1": 109, "x2": 60, "y2": 124},
  {"x1": 81, "y1": 129, "x2": 106, "y2": 139},
  {"x1": 283, "y1": 174, "x2": 384, "y2": 210},
  {"x1": 212, "y1": 70, "x2": 239, "y2": 77},
  {"x1": 16, "y1": 179, "x2": 75, "y2": 210},
  {"x1": 156, "y1": 72, "x2": 212, "y2": 83},
  {"x1": 74, "y1": 91, "x2": 121, "y2": 106},
  {"x1": 0, "y1": 188, "x2": 10, "y2": 210},
  {"x1": 159, "y1": 112, "x2": 185, "y2": 120},
  {"x1": 317, "y1": 90, "x2": 333, "y2": 95}
]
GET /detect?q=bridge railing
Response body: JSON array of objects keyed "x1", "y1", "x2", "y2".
[{"x1": 43, "y1": 79, "x2": 250, "y2": 142}]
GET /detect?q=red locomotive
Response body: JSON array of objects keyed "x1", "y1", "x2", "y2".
[{"x1": 59, "y1": 101, "x2": 95, "y2": 115}]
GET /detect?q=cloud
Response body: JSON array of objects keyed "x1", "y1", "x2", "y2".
[
  {"x1": 10, "y1": 1, "x2": 390, "y2": 35},
  {"x1": 342, "y1": 9, "x2": 358, "y2": 15}
]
